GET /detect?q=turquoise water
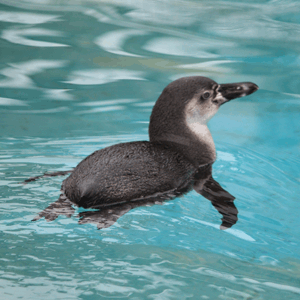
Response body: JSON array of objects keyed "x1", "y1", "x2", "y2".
[{"x1": 1, "y1": 0, "x2": 300, "y2": 299}]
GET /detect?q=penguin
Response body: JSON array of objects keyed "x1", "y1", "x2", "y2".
[{"x1": 29, "y1": 76, "x2": 258, "y2": 229}]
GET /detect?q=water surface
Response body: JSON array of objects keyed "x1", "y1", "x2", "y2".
[{"x1": 1, "y1": 0, "x2": 300, "y2": 299}]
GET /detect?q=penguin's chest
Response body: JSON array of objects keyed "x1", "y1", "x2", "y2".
[
  {"x1": 186, "y1": 123, "x2": 216, "y2": 159},
  {"x1": 185, "y1": 102, "x2": 217, "y2": 161}
]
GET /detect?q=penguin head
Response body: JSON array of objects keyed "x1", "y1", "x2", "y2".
[
  {"x1": 149, "y1": 76, "x2": 258, "y2": 165},
  {"x1": 150, "y1": 76, "x2": 258, "y2": 137},
  {"x1": 184, "y1": 77, "x2": 259, "y2": 124}
]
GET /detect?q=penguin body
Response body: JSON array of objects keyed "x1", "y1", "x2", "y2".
[
  {"x1": 62, "y1": 141, "x2": 195, "y2": 208},
  {"x1": 31, "y1": 76, "x2": 258, "y2": 229}
]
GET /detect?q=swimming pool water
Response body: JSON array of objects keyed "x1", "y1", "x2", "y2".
[{"x1": 1, "y1": 0, "x2": 300, "y2": 299}]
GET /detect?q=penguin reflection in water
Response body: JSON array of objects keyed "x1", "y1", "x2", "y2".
[{"x1": 27, "y1": 76, "x2": 258, "y2": 229}]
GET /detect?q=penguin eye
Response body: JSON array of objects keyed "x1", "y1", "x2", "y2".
[{"x1": 202, "y1": 92, "x2": 211, "y2": 100}]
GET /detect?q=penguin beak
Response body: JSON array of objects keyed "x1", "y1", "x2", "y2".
[{"x1": 217, "y1": 82, "x2": 259, "y2": 105}]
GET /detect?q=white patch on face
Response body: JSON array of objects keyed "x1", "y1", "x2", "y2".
[
  {"x1": 215, "y1": 85, "x2": 228, "y2": 104},
  {"x1": 185, "y1": 97, "x2": 216, "y2": 158},
  {"x1": 185, "y1": 96, "x2": 219, "y2": 124}
]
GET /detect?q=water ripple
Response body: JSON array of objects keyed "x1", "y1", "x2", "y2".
[
  {"x1": 64, "y1": 69, "x2": 146, "y2": 85},
  {"x1": 95, "y1": 29, "x2": 148, "y2": 57},
  {"x1": 0, "y1": 97, "x2": 28, "y2": 106},
  {"x1": 0, "y1": 11, "x2": 61, "y2": 24},
  {"x1": 0, "y1": 60, "x2": 67, "y2": 88},
  {"x1": 0, "y1": 0, "x2": 300, "y2": 298},
  {"x1": 143, "y1": 37, "x2": 220, "y2": 58},
  {"x1": 2, "y1": 28, "x2": 69, "y2": 47}
]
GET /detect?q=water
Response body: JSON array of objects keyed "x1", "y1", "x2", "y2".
[{"x1": 1, "y1": 0, "x2": 300, "y2": 299}]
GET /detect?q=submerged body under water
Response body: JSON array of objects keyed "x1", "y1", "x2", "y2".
[
  {"x1": 29, "y1": 76, "x2": 258, "y2": 230},
  {"x1": 1, "y1": 0, "x2": 300, "y2": 299}
]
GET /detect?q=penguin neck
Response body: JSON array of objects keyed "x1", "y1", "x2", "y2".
[
  {"x1": 184, "y1": 98, "x2": 216, "y2": 164},
  {"x1": 149, "y1": 101, "x2": 216, "y2": 168},
  {"x1": 185, "y1": 123, "x2": 216, "y2": 161}
]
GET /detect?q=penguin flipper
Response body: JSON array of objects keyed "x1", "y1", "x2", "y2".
[
  {"x1": 78, "y1": 196, "x2": 172, "y2": 229},
  {"x1": 78, "y1": 203, "x2": 133, "y2": 229},
  {"x1": 194, "y1": 176, "x2": 238, "y2": 229},
  {"x1": 197, "y1": 176, "x2": 235, "y2": 202},
  {"x1": 32, "y1": 194, "x2": 75, "y2": 222},
  {"x1": 32, "y1": 185, "x2": 182, "y2": 229}
]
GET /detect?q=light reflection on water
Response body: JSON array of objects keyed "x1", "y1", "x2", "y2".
[{"x1": 0, "y1": 0, "x2": 300, "y2": 299}]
